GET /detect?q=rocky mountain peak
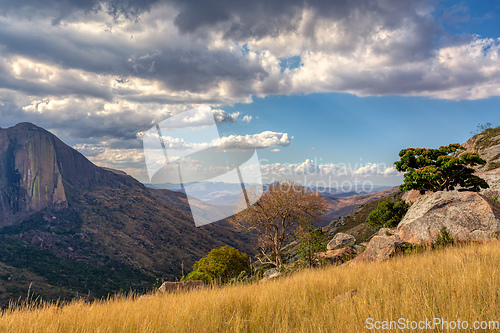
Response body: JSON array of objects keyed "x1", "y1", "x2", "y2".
[{"x1": 0, "y1": 123, "x2": 102, "y2": 225}]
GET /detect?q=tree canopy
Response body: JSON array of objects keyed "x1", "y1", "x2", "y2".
[
  {"x1": 367, "y1": 198, "x2": 409, "y2": 230},
  {"x1": 183, "y1": 246, "x2": 250, "y2": 284},
  {"x1": 395, "y1": 143, "x2": 489, "y2": 194}
]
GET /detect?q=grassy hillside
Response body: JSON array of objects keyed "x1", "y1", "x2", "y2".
[{"x1": 2, "y1": 240, "x2": 500, "y2": 332}]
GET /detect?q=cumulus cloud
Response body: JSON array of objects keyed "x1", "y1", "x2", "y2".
[
  {"x1": 216, "y1": 131, "x2": 291, "y2": 149},
  {"x1": 1, "y1": 0, "x2": 499, "y2": 182},
  {"x1": 260, "y1": 159, "x2": 401, "y2": 177},
  {"x1": 156, "y1": 131, "x2": 291, "y2": 151}
]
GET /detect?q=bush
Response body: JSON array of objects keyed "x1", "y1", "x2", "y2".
[
  {"x1": 435, "y1": 227, "x2": 454, "y2": 247},
  {"x1": 182, "y1": 271, "x2": 211, "y2": 285},
  {"x1": 488, "y1": 195, "x2": 499, "y2": 205},
  {"x1": 295, "y1": 219, "x2": 326, "y2": 268},
  {"x1": 188, "y1": 246, "x2": 250, "y2": 284},
  {"x1": 229, "y1": 270, "x2": 249, "y2": 285},
  {"x1": 367, "y1": 199, "x2": 410, "y2": 230}
]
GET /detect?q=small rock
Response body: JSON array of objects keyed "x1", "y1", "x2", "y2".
[
  {"x1": 261, "y1": 268, "x2": 281, "y2": 282},
  {"x1": 327, "y1": 233, "x2": 356, "y2": 250},
  {"x1": 328, "y1": 227, "x2": 338, "y2": 236},
  {"x1": 351, "y1": 236, "x2": 407, "y2": 263},
  {"x1": 378, "y1": 228, "x2": 399, "y2": 237},
  {"x1": 353, "y1": 244, "x2": 366, "y2": 252},
  {"x1": 31, "y1": 236, "x2": 44, "y2": 247},
  {"x1": 319, "y1": 247, "x2": 357, "y2": 265}
]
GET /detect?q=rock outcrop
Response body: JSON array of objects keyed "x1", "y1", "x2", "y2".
[
  {"x1": 319, "y1": 246, "x2": 357, "y2": 265},
  {"x1": 479, "y1": 168, "x2": 500, "y2": 197},
  {"x1": 351, "y1": 234, "x2": 406, "y2": 263},
  {"x1": 462, "y1": 126, "x2": 500, "y2": 173},
  {"x1": 327, "y1": 233, "x2": 356, "y2": 250},
  {"x1": 398, "y1": 191, "x2": 500, "y2": 244}
]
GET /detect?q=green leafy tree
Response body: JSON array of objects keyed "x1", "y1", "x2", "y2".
[
  {"x1": 395, "y1": 144, "x2": 489, "y2": 194},
  {"x1": 182, "y1": 270, "x2": 211, "y2": 285},
  {"x1": 295, "y1": 218, "x2": 326, "y2": 268},
  {"x1": 367, "y1": 199, "x2": 410, "y2": 230},
  {"x1": 183, "y1": 246, "x2": 250, "y2": 284}
]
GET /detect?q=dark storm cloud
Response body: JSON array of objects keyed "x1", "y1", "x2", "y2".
[
  {"x1": 0, "y1": 0, "x2": 498, "y2": 145},
  {"x1": 0, "y1": 100, "x2": 152, "y2": 146},
  {"x1": 1, "y1": 0, "x2": 432, "y2": 42},
  {"x1": 0, "y1": 0, "x2": 160, "y2": 22},
  {"x1": 0, "y1": 0, "x2": 437, "y2": 99},
  {"x1": 171, "y1": 0, "x2": 431, "y2": 41},
  {"x1": 0, "y1": 7, "x2": 267, "y2": 99}
]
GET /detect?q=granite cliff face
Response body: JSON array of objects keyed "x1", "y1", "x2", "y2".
[{"x1": 0, "y1": 123, "x2": 69, "y2": 224}]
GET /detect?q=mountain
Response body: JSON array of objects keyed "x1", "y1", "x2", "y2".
[
  {"x1": 145, "y1": 182, "x2": 394, "y2": 208},
  {"x1": 0, "y1": 123, "x2": 255, "y2": 307},
  {"x1": 319, "y1": 186, "x2": 400, "y2": 227}
]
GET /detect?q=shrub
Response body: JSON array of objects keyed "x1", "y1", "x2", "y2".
[
  {"x1": 367, "y1": 199, "x2": 410, "y2": 230},
  {"x1": 488, "y1": 195, "x2": 499, "y2": 205},
  {"x1": 295, "y1": 219, "x2": 326, "y2": 268},
  {"x1": 229, "y1": 270, "x2": 249, "y2": 285},
  {"x1": 435, "y1": 227, "x2": 454, "y2": 247},
  {"x1": 188, "y1": 246, "x2": 250, "y2": 284},
  {"x1": 404, "y1": 242, "x2": 424, "y2": 254},
  {"x1": 182, "y1": 271, "x2": 211, "y2": 285}
]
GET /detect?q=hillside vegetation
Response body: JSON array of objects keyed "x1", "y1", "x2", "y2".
[
  {"x1": 2, "y1": 241, "x2": 500, "y2": 332},
  {"x1": 464, "y1": 125, "x2": 500, "y2": 172}
]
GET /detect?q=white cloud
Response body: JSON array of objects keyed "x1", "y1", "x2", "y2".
[
  {"x1": 216, "y1": 131, "x2": 291, "y2": 150},
  {"x1": 242, "y1": 115, "x2": 252, "y2": 123},
  {"x1": 260, "y1": 159, "x2": 402, "y2": 178}
]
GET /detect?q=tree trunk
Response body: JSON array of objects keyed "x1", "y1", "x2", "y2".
[{"x1": 275, "y1": 241, "x2": 283, "y2": 267}]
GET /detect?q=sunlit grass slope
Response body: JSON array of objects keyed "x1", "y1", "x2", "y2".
[{"x1": 2, "y1": 241, "x2": 500, "y2": 332}]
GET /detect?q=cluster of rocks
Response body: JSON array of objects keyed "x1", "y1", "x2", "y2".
[
  {"x1": 322, "y1": 217, "x2": 347, "y2": 236},
  {"x1": 324, "y1": 190, "x2": 500, "y2": 265}
]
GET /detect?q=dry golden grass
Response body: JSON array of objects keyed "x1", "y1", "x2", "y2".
[{"x1": 2, "y1": 241, "x2": 500, "y2": 332}]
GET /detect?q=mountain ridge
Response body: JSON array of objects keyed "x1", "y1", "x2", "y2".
[{"x1": 0, "y1": 122, "x2": 255, "y2": 306}]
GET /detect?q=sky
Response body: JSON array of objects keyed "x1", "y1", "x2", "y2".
[{"x1": 0, "y1": 0, "x2": 499, "y2": 188}]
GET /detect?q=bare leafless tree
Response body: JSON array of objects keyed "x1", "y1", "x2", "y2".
[{"x1": 230, "y1": 181, "x2": 327, "y2": 268}]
